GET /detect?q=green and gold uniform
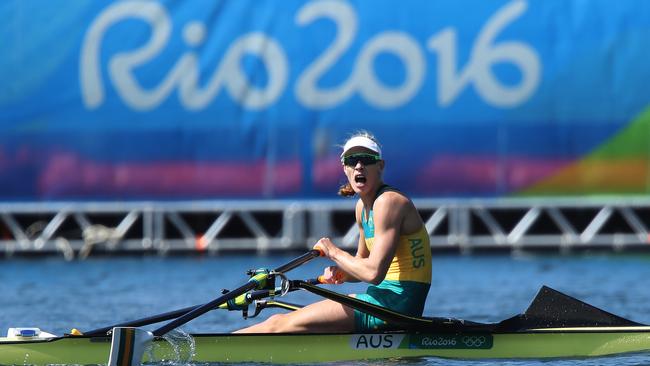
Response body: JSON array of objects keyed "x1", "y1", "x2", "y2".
[{"x1": 355, "y1": 185, "x2": 432, "y2": 331}]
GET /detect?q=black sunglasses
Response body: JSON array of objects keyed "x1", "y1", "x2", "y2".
[{"x1": 342, "y1": 153, "x2": 380, "y2": 167}]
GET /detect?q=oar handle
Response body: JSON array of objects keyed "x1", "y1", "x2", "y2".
[{"x1": 316, "y1": 271, "x2": 344, "y2": 284}]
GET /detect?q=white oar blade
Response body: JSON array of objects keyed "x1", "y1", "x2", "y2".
[{"x1": 108, "y1": 327, "x2": 154, "y2": 366}]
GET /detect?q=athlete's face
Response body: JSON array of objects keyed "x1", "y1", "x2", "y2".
[{"x1": 342, "y1": 147, "x2": 384, "y2": 195}]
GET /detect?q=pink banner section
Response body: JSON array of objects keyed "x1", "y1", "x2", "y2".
[{"x1": 39, "y1": 153, "x2": 302, "y2": 198}]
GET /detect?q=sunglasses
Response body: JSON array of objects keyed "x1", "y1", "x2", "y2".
[{"x1": 342, "y1": 153, "x2": 381, "y2": 167}]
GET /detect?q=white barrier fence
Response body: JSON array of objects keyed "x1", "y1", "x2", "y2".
[{"x1": 1, "y1": 198, "x2": 649, "y2": 259}]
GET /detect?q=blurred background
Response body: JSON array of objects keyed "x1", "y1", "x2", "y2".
[{"x1": 2, "y1": 0, "x2": 650, "y2": 258}]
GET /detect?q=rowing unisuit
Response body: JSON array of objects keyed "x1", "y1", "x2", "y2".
[{"x1": 356, "y1": 184, "x2": 432, "y2": 330}]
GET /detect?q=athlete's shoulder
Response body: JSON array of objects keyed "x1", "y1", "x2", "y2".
[
  {"x1": 373, "y1": 188, "x2": 410, "y2": 212},
  {"x1": 376, "y1": 184, "x2": 409, "y2": 201}
]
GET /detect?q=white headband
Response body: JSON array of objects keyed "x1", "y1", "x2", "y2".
[{"x1": 340, "y1": 136, "x2": 382, "y2": 158}]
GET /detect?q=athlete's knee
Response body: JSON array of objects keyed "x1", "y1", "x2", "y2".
[{"x1": 262, "y1": 313, "x2": 290, "y2": 333}]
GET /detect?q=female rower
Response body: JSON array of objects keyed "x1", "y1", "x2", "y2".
[{"x1": 235, "y1": 132, "x2": 431, "y2": 333}]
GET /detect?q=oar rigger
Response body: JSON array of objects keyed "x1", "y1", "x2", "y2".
[{"x1": 218, "y1": 270, "x2": 299, "y2": 318}]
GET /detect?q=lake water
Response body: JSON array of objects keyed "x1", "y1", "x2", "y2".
[{"x1": 1, "y1": 252, "x2": 650, "y2": 365}]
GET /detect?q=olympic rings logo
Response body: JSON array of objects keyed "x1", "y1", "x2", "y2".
[{"x1": 461, "y1": 336, "x2": 487, "y2": 348}]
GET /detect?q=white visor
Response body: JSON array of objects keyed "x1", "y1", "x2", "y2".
[{"x1": 340, "y1": 136, "x2": 382, "y2": 158}]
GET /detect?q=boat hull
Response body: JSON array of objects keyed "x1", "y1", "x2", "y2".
[{"x1": 2, "y1": 329, "x2": 650, "y2": 364}]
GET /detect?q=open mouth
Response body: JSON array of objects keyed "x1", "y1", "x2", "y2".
[{"x1": 354, "y1": 174, "x2": 366, "y2": 184}]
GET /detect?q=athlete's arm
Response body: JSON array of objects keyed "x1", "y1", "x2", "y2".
[
  {"x1": 316, "y1": 193, "x2": 407, "y2": 285},
  {"x1": 319, "y1": 199, "x2": 366, "y2": 284}
]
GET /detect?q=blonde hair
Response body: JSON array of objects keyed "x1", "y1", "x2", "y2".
[{"x1": 337, "y1": 131, "x2": 381, "y2": 197}]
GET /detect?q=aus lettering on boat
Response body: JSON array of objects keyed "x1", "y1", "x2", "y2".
[{"x1": 352, "y1": 334, "x2": 402, "y2": 349}]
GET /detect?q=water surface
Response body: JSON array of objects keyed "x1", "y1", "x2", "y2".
[{"x1": 1, "y1": 253, "x2": 649, "y2": 365}]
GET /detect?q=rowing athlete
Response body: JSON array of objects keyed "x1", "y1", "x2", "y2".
[{"x1": 236, "y1": 132, "x2": 431, "y2": 333}]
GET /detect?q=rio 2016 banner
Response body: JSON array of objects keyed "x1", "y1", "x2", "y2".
[{"x1": 1, "y1": 0, "x2": 650, "y2": 200}]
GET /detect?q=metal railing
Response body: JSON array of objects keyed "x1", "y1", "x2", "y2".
[{"x1": 1, "y1": 197, "x2": 649, "y2": 259}]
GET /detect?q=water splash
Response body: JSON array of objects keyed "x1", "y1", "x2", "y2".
[{"x1": 145, "y1": 328, "x2": 196, "y2": 365}]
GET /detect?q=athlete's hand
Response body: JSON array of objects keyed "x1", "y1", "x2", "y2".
[
  {"x1": 313, "y1": 237, "x2": 336, "y2": 258},
  {"x1": 320, "y1": 266, "x2": 346, "y2": 284}
]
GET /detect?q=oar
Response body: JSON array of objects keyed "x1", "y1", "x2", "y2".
[
  {"x1": 86, "y1": 251, "x2": 326, "y2": 337},
  {"x1": 108, "y1": 249, "x2": 322, "y2": 366},
  {"x1": 293, "y1": 279, "x2": 430, "y2": 329},
  {"x1": 85, "y1": 275, "x2": 326, "y2": 336},
  {"x1": 83, "y1": 305, "x2": 198, "y2": 337},
  {"x1": 294, "y1": 280, "x2": 485, "y2": 332}
]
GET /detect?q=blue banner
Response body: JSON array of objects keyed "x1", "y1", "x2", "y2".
[{"x1": 1, "y1": 0, "x2": 650, "y2": 200}]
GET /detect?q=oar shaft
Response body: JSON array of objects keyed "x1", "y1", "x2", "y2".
[
  {"x1": 153, "y1": 281, "x2": 256, "y2": 337},
  {"x1": 295, "y1": 280, "x2": 432, "y2": 330},
  {"x1": 152, "y1": 249, "x2": 321, "y2": 337},
  {"x1": 84, "y1": 249, "x2": 322, "y2": 336},
  {"x1": 84, "y1": 305, "x2": 198, "y2": 336},
  {"x1": 273, "y1": 249, "x2": 322, "y2": 273}
]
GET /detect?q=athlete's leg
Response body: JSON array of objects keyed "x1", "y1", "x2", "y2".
[{"x1": 234, "y1": 298, "x2": 355, "y2": 333}]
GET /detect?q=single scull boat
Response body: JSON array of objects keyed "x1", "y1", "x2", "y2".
[{"x1": 1, "y1": 251, "x2": 648, "y2": 365}]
